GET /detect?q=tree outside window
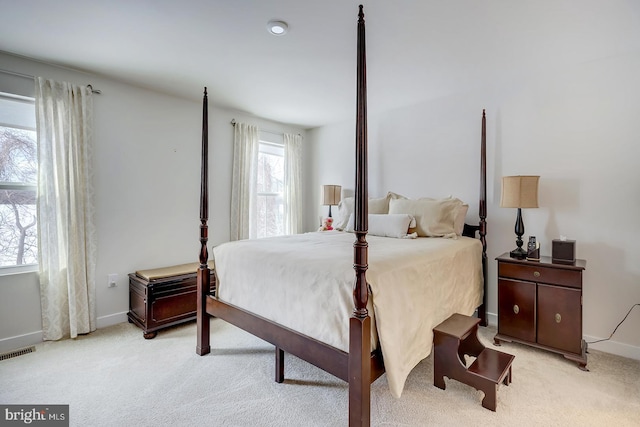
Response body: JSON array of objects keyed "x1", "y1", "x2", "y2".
[{"x1": 0, "y1": 95, "x2": 37, "y2": 268}]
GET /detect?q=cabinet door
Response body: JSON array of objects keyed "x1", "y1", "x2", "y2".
[
  {"x1": 498, "y1": 278, "x2": 536, "y2": 342},
  {"x1": 537, "y1": 284, "x2": 582, "y2": 354}
]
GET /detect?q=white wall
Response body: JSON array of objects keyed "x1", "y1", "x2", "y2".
[
  {"x1": 0, "y1": 52, "x2": 306, "y2": 352},
  {"x1": 307, "y1": 52, "x2": 640, "y2": 360}
]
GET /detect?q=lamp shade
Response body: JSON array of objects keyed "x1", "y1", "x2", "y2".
[
  {"x1": 500, "y1": 176, "x2": 539, "y2": 208},
  {"x1": 322, "y1": 185, "x2": 342, "y2": 205}
]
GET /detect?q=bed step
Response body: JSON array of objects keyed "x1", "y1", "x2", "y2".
[
  {"x1": 468, "y1": 348, "x2": 514, "y2": 385},
  {"x1": 433, "y1": 313, "x2": 514, "y2": 411}
]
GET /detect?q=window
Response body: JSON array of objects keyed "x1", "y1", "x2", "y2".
[
  {"x1": 255, "y1": 140, "x2": 284, "y2": 238},
  {"x1": 231, "y1": 123, "x2": 301, "y2": 241},
  {"x1": 0, "y1": 93, "x2": 37, "y2": 270}
]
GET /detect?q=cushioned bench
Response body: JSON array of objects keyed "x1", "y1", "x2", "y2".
[{"x1": 127, "y1": 261, "x2": 214, "y2": 339}]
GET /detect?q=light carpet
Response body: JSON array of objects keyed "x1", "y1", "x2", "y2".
[{"x1": 1, "y1": 319, "x2": 639, "y2": 426}]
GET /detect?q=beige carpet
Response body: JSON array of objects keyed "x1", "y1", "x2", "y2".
[{"x1": 1, "y1": 319, "x2": 639, "y2": 426}]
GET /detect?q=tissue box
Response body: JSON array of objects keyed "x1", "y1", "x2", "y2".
[{"x1": 552, "y1": 239, "x2": 576, "y2": 264}]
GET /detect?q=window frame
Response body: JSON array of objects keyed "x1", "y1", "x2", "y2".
[{"x1": 255, "y1": 138, "x2": 285, "y2": 239}]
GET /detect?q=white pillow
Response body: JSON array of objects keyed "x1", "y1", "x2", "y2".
[
  {"x1": 333, "y1": 197, "x2": 354, "y2": 230},
  {"x1": 389, "y1": 197, "x2": 463, "y2": 238},
  {"x1": 345, "y1": 213, "x2": 416, "y2": 238}
]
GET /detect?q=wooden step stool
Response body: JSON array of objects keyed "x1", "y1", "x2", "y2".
[{"x1": 433, "y1": 313, "x2": 515, "y2": 411}]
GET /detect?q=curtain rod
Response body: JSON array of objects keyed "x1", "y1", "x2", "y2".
[
  {"x1": 0, "y1": 68, "x2": 102, "y2": 94},
  {"x1": 230, "y1": 118, "x2": 300, "y2": 137}
]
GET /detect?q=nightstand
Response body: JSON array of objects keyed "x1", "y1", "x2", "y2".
[{"x1": 494, "y1": 252, "x2": 588, "y2": 370}]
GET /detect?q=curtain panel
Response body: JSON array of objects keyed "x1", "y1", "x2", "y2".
[
  {"x1": 35, "y1": 77, "x2": 97, "y2": 340},
  {"x1": 230, "y1": 122, "x2": 259, "y2": 241},
  {"x1": 284, "y1": 133, "x2": 303, "y2": 235}
]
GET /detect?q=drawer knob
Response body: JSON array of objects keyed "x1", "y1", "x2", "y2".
[
  {"x1": 513, "y1": 304, "x2": 520, "y2": 314},
  {"x1": 555, "y1": 313, "x2": 562, "y2": 323},
  {"x1": 533, "y1": 271, "x2": 541, "y2": 278}
]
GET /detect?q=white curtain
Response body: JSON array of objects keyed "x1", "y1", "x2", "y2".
[
  {"x1": 35, "y1": 77, "x2": 97, "y2": 341},
  {"x1": 283, "y1": 133, "x2": 303, "y2": 234},
  {"x1": 230, "y1": 122, "x2": 259, "y2": 241}
]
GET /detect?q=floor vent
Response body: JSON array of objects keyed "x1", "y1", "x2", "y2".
[{"x1": 0, "y1": 346, "x2": 36, "y2": 361}]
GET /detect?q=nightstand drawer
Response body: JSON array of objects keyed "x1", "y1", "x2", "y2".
[{"x1": 498, "y1": 263, "x2": 581, "y2": 289}]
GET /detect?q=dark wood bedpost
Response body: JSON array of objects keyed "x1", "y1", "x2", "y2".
[
  {"x1": 462, "y1": 110, "x2": 488, "y2": 326},
  {"x1": 197, "y1": 87, "x2": 211, "y2": 355},
  {"x1": 478, "y1": 109, "x2": 488, "y2": 326},
  {"x1": 349, "y1": 5, "x2": 371, "y2": 426}
]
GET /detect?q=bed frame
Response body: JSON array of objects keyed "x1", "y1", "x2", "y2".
[{"x1": 196, "y1": 6, "x2": 487, "y2": 426}]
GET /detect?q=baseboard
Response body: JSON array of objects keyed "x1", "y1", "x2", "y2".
[
  {"x1": 97, "y1": 311, "x2": 128, "y2": 329},
  {"x1": 486, "y1": 311, "x2": 498, "y2": 327},
  {"x1": 0, "y1": 312, "x2": 129, "y2": 353},
  {"x1": 0, "y1": 330, "x2": 43, "y2": 354},
  {"x1": 584, "y1": 334, "x2": 640, "y2": 361}
]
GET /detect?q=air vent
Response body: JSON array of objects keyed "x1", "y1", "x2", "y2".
[{"x1": 0, "y1": 346, "x2": 36, "y2": 361}]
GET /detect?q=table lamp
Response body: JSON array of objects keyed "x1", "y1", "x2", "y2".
[
  {"x1": 500, "y1": 175, "x2": 539, "y2": 259},
  {"x1": 322, "y1": 185, "x2": 341, "y2": 217}
]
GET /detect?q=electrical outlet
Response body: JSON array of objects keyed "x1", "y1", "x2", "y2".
[{"x1": 108, "y1": 273, "x2": 118, "y2": 288}]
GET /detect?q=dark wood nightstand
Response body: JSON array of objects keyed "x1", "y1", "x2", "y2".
[{"x1": 494, "y1": 252, "x2": 588, "y2": 370}]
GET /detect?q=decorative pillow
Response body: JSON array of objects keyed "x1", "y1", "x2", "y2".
[
  {"x1": 368, "y1": 196, "x2": 390, "y2": 214},
  {"x1": 388, "y1": 197, "x2": 463, "y2": 238},
  {"x1": 333, "y1": 194, "x2": 392, "y2": 231},
  {"x1": 345, "y1": 213, "x2": 416, "y2": 238}
]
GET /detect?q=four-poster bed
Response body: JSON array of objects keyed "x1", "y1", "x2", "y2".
[{"x1": 196, "y1": 5, "x2": 488, "y2": 426}]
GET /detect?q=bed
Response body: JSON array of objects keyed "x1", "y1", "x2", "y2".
[{"x1": 196, "y1": 6, "x2": 488, "y2": 426}]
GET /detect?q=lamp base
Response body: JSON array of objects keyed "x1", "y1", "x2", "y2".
[{"x1": 510, "y1": 247, "x2": 527, "y2": 259}]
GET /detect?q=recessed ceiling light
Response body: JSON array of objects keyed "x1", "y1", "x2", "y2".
[{"x1": 267, "y1": 20, "x2": 288, "y2": 36}]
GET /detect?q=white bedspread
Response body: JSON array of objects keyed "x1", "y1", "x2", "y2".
[{"x1": 213, "y1": 231, "x2": 483, "y2": 398}]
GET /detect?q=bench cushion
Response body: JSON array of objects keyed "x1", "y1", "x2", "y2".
[{"x1": 136, "y1": 260, "x2": 214, "y2": 281}]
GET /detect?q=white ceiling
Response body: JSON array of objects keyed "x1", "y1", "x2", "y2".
[{"x1": 1, "y1": 0, "x2": 638, "y2": 129}]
